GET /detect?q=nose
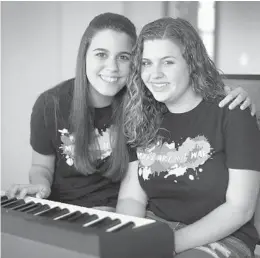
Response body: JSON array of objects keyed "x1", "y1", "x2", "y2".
[
  {"x1": 150, "y1": 64, "x2": 164, "y2": 79},
  {"x1": 105, "y1": 57, "x2": 119, "y2": 72}
]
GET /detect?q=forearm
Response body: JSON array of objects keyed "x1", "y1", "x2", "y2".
[
  {"x1": 29, "y1": 164, "x2": 54, "y2": 187},
  {"x1": 116, "y1": 198, "x2": 146, "y2": 218},
  {"x1": 175, "y1": 202, "x2": 253, "y2": 253}
]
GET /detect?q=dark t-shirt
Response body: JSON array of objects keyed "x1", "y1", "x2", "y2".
[
  {"x1": 137, "y1": 99, "x2": 260, "y2": 250},
  {"x1": 30, "y1": 78, "x2": 136, "y2": 208}
]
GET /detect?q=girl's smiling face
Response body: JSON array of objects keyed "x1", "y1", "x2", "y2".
[{"x1": 86, "y1": 29, "x2": 133, "y2": 102}]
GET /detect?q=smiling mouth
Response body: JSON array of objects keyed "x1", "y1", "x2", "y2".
[
  {"x1": 100, "y1": 75, "x2": 119, "y2": 83},
  {"x1": 151, "y1": 83, "x2": 169, "y2": 91},
  {"x1": 151, "y1": 83, "x2": 168, "y2": 87}
]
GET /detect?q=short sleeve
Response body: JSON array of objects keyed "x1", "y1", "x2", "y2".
[
  {"x1": 224, "y1": 107, "x2": 260, "y2": 171},
  {"x1": 30, "y1": 93, "x2": 55, "y2": 155}
]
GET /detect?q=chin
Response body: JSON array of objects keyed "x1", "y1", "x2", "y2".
[
  {"x1": 102, "y1": 89, "x2": 122, "y2": 97},
  {"x1": 153, "y1": 95, "x2": 167, "y2": 103}
]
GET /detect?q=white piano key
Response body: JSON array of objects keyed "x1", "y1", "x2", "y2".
[
  {"x1": 106, "y1": 221, "x2": 132, "y2": 232},
  {"x1": 33, "y1": 207, "x2": 53, "y2": 216},
  {"x1": 82, "y1": 217, "x2": 106, "y2": 227},
  {"x1": 53, "y1": 211, "x2": 76, "y2": 221}
]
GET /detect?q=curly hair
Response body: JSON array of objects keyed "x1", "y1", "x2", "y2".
[{"x1": 124, "y1": 17, "x2": 225, "y2": 149}]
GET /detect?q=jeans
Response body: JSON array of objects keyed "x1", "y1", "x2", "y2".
[{"x1": 146, "y1": 210, "x2": 254, "y2": 258}]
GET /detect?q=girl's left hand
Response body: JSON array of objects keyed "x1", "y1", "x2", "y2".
[{"x1": 219, "y1": 86, "x2": 256, "y2": 116}]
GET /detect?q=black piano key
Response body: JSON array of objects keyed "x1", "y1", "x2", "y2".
[
  {"x1": 88, "y1": 217, "x2": 122, "y2": 229},
  {"x1": 73, "y1": 213, "x2": 99, "y2": 225},
  {"x1": 112, "y1": 221, "x2": 136, "y2": 232},
  {"x1": 2, "y1": 199, "x2": 25, "y2": 209},
  {"x1": 14, "y1": 202, "x2": 39, "y2": 212},
  {"x1": 102, "y1": 218, "x2": 122, "y2": 230},
  {"x1": 38, "y1": 207, "x2": 70, "y2": 219},
  {"x1": 1, "y1": 195, "x2": 8, "y2": 202},
  {"x1": 37, "y1": 206, "x2": 61, "y2": 216},
  {"x1": 51, "y1": 208, "x2": 70, "y2": 219},
  {"x1": 27, "y1": 204, "x2": 50, "y2": 215},
  {"x1": 1, "y1": 197, "x2": 17, "y2": 205},
  {"x1": 12, "y1": 201, "x2": 35, "y2": 211},
  {"x1": 57, "y1": 211, "x2": 83, "y2": 222},
  {"x1": 86, "y1": 217, "x2": 112, "y2": 228}
]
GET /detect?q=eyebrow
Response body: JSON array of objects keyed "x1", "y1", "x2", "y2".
[
  {"x1": 162, "y1": 56, "x2": 176, "y2": 59},
  {"x1": 93, "y1": 48, "x2": 131, "y2": 55},
  {"x1": 142, "y1": 56, "x2": 176, "y2": 60},
  {"x1": 93, "y1": 48, "x2": 108, "y2": 52}
]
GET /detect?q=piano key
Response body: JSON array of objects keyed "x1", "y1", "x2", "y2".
[
  {"x1": 1, "y1": 195, "x2": 8, "y2": 202},
  {"x1": 2, "y1": 199, "x2": 25, "y2": 209},
  {"x1": 87, "y1": 217, "x2": 121, "y2": 229},
  {"x1": 15, "y1": 202, "x2": 41, "y2": 212},
  {"x1": 107, "y1": 221, "x2": 136, "y2": 232},
  {"x1": 83, "y1": 216, "x2": 110, "y2": 227},
  {"x1": 50, "y1": 208, "x2": 70, "y2": 219},
  {"x1": 12, "y1": 201, "x2": 36, "y2": 211},
  {"x1": 101, "y1": 218, "x2": 121, "y2": 230},
  {"x1": 1, "y1": 197, "x2": 17, "y2": 205},
  {"x1": 73, "y1": 213, "x2": 99, "y2": 225},
  {"x1": 37, "y1": 207, "x2": 70, "y2": 219},
  {"x1": 35, "y1": 206, "x2": 61, "y2": 216},
  {"x1": 27, "y1": 204, "x2": 50, "y2": 215},
  {"x1": 88, "y1": 217, "x2": 113, "y2": 228},
  {"x1": 54, "y1": 211, "x2": 83, "y2": 221}
]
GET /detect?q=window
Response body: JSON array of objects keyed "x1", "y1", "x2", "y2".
[{"x1": 198, "y1": 1, "x2": 216, "y2": 60}]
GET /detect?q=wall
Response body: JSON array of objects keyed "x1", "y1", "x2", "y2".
[
  {"x1": 1, "y1": 2, "x2": 62, "y2": 189},
  {"x1": 1, "y1": 1, "x2": 165, "y2": 190},
  {"x1": 216, "y1": 2, "x2": 260, "y2": 74}
]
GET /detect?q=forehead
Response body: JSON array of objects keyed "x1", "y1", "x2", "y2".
[
  {"x1": 88, "y1": 29, "x2": 133, "y2": 52},
  {"x1": 142, "y1": 39, "x2": 182, "y2": 58}
]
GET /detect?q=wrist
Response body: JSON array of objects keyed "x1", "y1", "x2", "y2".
[{"x1": 30, "y1": 175, "x2": 51, "y2": 188}]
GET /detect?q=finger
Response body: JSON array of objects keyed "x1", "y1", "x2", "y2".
[
  {"x1": 35, "y1": 192, "x2": 43, "y2": 199},
  {"x1": 230, "y1": 86, "x2": 244, "y2": 96},
  {"x1": 18, "y1": 188, "x2": 28, "y2": 199},
  {"x1": 224, "y1": 85, "x2": 232, "y2": 94},
  {"x1": 219, "y1": 94, "x2": 234, "y2": 108},
  {"x1": 7, "y1": 185, "x2": 20, "y2": 198},
  {"x1": 251, "y1": 104, "x2": 256, "y2": 116},
  {"x1": 36, "y1": 187, "x2": 49, "y2": 199},
  {"x1": 239, "y1": 97, "x2": 251, "y2": 110},
  {"x1": 229, "y1": 95, "x2": 244, "y2": 110}
]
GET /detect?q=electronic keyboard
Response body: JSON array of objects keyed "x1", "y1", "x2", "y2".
[{"x1": 1, "y1": 193, "x2": 174, "y2": 258}]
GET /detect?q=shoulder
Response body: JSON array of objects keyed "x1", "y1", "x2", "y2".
[
  {"x1": 223, "y1": 105, "x2": 257, "y2": 129},
  {"x1": 33, "y1": 78, "x2": 75, "y2": 111},
  {"x1": 40, "y1": 78, "x2": 74, "y2": 102},
  {"x1": 204, "y1": 98, "x2": 259, "y2": 130}
]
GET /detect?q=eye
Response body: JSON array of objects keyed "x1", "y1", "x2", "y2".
[
  {"x1": 118, "y1": 55, "x2": 130, "y2": 61},
  {"x1": 141, "y1": 60, "x2": 151, "y2": 66},
  {"x1": 164, "y1": 60, "x2": 174, "y2": 65},
  {"x1": 95, "y1": 52, "x2": 107, "y2": 58}
]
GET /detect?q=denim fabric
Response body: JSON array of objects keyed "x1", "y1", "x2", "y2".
[{"x1": 146, "y1": 210, "x2": 253, "y2": 258}]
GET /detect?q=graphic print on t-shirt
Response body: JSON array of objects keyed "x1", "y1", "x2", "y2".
[
  {"x1": 59, "y1": 127, "x2": 113, "y2": 166},
  {"x1": 138, "y1": 135, "x2": 213, "y2": 181}
]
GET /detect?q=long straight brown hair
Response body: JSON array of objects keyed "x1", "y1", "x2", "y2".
[{"x1": 70, "y1": 13, "x2": 137, "y2": 181}]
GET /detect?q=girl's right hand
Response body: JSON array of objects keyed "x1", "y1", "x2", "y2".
[{"x1": 6, "y1": 183, "x2": 51, "y2": 199}]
